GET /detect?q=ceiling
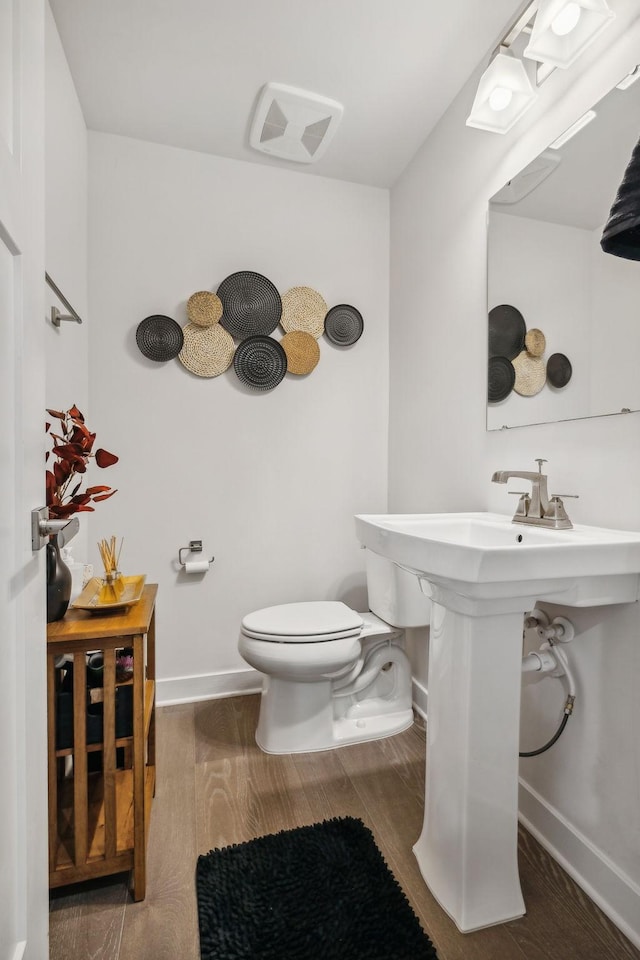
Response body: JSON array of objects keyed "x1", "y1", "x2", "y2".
[{"x1": 49, "y1": 0, "x2": 526, "y2": 188}]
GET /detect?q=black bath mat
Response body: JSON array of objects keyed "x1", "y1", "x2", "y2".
[{"x1": 196, "y1": 816, "x2": 438, "y2": 960}]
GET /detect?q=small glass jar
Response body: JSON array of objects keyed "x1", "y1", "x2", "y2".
[{"x1": 100, "y1": 570, "x2": 124, "y2": 601}]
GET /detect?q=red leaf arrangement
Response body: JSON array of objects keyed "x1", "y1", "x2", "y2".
[{"x1": 46, "y1": 406, "x2": 119, "y2": 519}]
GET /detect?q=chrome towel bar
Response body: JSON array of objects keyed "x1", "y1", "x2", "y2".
[{"x1": 46, "y1": 272, "x2": 83, "y2": 326}]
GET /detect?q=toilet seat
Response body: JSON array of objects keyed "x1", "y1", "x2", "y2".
[{"x1": 241, "y1": 601, "x2": 364, "y2": 643}]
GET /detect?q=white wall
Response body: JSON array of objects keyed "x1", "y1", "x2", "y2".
[
  {"x1": 390, "y1": 4, "x2": 640, "y2": 946},
  {"x1": 87, "y1": 132, "x2": 389, "y2": 701},
  {"x1": 45, "y1": 3, "x2": 88, "y2": 408},
  {"x1": 45, "y1": 3, "x2": 89, "y2": 559}
]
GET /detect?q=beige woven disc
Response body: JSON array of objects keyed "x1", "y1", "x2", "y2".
[
  {"x1": 525, "y1": 328, "x2": 546, "y2": 357},
  {"x1": 187, "y1": 291, "x2": 223, "y2": 327},
  {"x1": 178, "y1": 322, "x2": 235, "y2": 377},
  {"x1": 513, "y1": 351, "x2": 546, "y2": 396},
  {"x1": 280, "y1": 287, "x2": 327, "y2": 339},
  {"x1": 281, "y1": 331, "x2": 320, "y2": 375}
]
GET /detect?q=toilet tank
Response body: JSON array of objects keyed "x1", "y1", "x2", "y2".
[{"x1": 364, "y1": 550, "x2": 430, "y2": 627}]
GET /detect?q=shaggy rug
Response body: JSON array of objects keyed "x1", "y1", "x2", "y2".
[{"x1": 196, "y1": 816, "x2": 438, "y2": 960}]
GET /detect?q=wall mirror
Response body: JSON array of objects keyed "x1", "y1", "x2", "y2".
[{"x1": 487, "y1": 71, "x2": 640, "y2": 430}]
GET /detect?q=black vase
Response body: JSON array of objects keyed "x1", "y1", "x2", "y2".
[{"x1": 46, "y1": 537, "x2": 72, "y2": 623}]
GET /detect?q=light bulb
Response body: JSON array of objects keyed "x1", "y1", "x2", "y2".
[
  {"x1": 551, "y1": 2, "x2": 581, "y2": 36},
  {"x1": 489, "y1": 86, "x2": 513, "y2": 112}
]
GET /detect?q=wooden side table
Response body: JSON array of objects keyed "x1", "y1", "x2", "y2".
[{"x1": 46, "y1": 583, "x2": 157, "y2": 901}]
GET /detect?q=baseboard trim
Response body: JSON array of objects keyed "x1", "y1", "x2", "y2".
[
  {"x1": 412, "y1": 676, "x2": 428, "y2": 722},
  {"x1": 518, "y1": 778, "x2": 640, "y2": 949},
  {"x1": 156, "y1": 668, "x2": 262, "y2": 706}
]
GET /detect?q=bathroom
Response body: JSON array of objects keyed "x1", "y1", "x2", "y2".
[{"x1": 4, "y1": 0, "x2": 640, "y2": 957}]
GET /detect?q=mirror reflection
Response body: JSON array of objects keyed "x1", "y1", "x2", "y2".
[{"x1": 487, "y1": 71, "x2": 640, "y2": 430}]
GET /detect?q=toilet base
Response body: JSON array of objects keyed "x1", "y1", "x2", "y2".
[
  {"x1": 255, "y1": 675, "x2": 413, "y2": 755},
  {"x1": 257, "y1": 707, "x2": 414, "y2": 755}
]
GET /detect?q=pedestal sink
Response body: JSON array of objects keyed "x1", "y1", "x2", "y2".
[{"x1": 354, "y1": 512, "x2": 640, "y2": 932}]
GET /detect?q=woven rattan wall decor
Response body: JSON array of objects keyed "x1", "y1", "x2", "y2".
[
  {"x1": 135, "y1": 270, "x2": 365, "y2": 391},
  {"x1": 487, "y1": 304, "x2": 572, "y2": 404}
]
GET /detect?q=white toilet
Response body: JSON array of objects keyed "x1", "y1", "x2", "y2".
[{"x1": 238, "y1": 551, "x2": 431, "y2": 754}]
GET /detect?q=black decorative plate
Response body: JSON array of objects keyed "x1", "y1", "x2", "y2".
[
  {"x1": 136, "y1": 315, "x2": 184, "y2": 362},
  {"x1": 324, "y1": 304, "x2": 364, "y2": 345},
  {"x1": 233, "y1": 336, "x2": 287, "y2": 391},
  {"x1": 488, "y1": 305, "x2": 526, "y2": 360},
  {"x1": 217, "y1": 271, "x2": 282, "y2": 340},
  {"x1": 547, "y1": 353, "x2": 572, "y2": 388},
  {"x1": 488, "y1": 356, "x2": 515, "y2": 403}
]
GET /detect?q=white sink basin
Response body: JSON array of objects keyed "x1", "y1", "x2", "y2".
[
  {"x1": 354, "y1": 510, "x2": 640, "y2": 932},
  {"x1": 355, "y1": 512, "x2": 640, "y2": 606}
]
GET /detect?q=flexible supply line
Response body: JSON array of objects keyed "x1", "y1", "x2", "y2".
[
  {"x1": 519, "y1": 692, "x2": 575, "y2": 757},
  {"x1": 520, "y1": 621, "x2": 577, "y2": 758}
]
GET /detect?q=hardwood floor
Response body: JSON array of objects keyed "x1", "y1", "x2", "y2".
[{"x1": 49, "y1": 695, "x2": 640, "y2": 960}]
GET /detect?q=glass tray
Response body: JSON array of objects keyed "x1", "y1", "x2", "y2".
[{"x1": 71, "y1": 575, "x2": 147, "y2": 612}]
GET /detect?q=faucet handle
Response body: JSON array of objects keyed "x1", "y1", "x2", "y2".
[
  {"x1": 545, "y1": 494, "x2": 575, "y2": 528},
  {"x1": 534, "y1": 458, "x2": 548, "y2": 473},
  {"x1": 550, "y1": 494, "x2": 579, "y2": 500},
  {"x1": 509, "y1": 491, "x2": 530, "y2": 518}
]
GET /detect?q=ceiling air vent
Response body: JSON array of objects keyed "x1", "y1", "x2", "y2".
[{"x1": 249, "y1": 83, "x2": 343, "y2": 164}]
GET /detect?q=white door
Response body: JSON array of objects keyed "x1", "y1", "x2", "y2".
[{"x1": 0, "y1": 1, "x2": 48, "y2": 958}]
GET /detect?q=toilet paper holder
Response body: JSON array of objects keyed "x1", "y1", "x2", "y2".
[{"x1": 178, "y1": 540, "x2": 215, "y2": 568}]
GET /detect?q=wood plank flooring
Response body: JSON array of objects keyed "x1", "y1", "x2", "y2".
[{"x1": 49, "y1": 695, "x2": 640, "y2": 960}]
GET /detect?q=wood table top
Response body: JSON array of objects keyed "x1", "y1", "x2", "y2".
[{"x1": 47, "y1": 583, "x2": 157, "y2": 645}]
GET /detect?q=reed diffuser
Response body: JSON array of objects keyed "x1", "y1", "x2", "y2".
[{"x1": 98, "y1": 536, "x2": 124, "y2": 598}]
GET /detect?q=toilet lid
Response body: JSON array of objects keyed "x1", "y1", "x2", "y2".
[{"x1": 241, "y1": 601, "x2": 363, "y2": 643}]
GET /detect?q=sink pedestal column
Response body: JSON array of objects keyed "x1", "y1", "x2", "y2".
[{"x1": 413, "y1": 587, "x2": 532, "y2": 932}]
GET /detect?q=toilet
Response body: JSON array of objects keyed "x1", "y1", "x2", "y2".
[{"x1": 238, "y1": 551, "x2": 431, "y2": 754}]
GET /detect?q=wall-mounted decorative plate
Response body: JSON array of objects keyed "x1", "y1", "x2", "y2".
[
  {"x1": 280, "y1": 287, "x2": 327, "y2": 339},
  {"x1": 187, "y1": 291, "x2": 223, "y2": 327},
  {"x1": 324, "y1": 304, "x2": 364, "y2": 345},
  {"x1": 136, "y1": 315, "x2": 184, "y2": 362},
  {"x1": 218, "y1": 271, "x2": 282, "y2": 339},
  {"x1": 488, "y1": 305, "x2": 526, "y2": 360},
  {"x1": 513, "y1": 350, "x2": 546, "y2": 396},
  {"x1": 233, "y1": 336, "x2": 287, "y2": 390},
  {"x1": 179, "y1": 322, "x2": 236, "y2": 378},
  {"x1": 488, "y1": 356, "x2": 515, "y2": 403},
  {"x1": 281, "y1": 330, "x2": 320, "y2": 375},
  {"x1": 547, "y1": 353, "x2": 572, "y2": 388},
  {"x1": 524, "y1": 328, "x2": 546, "y2": 357}
]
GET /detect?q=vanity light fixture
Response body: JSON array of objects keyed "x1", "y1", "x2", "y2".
[
  {"x1": 466, "y1": 46, "x2": 537, "y2": 134},
  {"x1": 467, "y1": 0, "x2": 615, "y2": 135},
  {"x1": 523, "y1": 0, "x2": 615, "y2": 70},
  {"x1": 548, "y1": 108, "x2": 597, "y2": 148}
]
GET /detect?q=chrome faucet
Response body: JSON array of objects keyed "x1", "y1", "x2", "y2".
[{"x1": 491, "y1": 458, "x2": 577, "y2": 529}]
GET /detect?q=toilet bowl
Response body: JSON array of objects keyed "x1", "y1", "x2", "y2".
[{"x1": 238, "y1": 552, "x2": 431, "y2": 754}]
